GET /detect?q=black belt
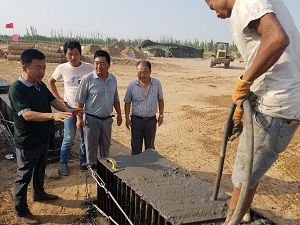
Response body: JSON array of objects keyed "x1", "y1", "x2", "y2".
[
  {"x1": 132, "y1": 115, "x2": 156, "y2": 121},
  {"x1": 86, "y1": 113, "x2": 115, "y2": 120}
]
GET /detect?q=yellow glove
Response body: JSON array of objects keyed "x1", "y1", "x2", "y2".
[
  {"x1": 232, "y1": 75, "x2": 254, "y2": 121},
  {"x1": 233, "y1": 108, "x2": 244, "y2": 121},
  {"x1": 232, "y1": 75, "x2": 253, "y2": 108}
]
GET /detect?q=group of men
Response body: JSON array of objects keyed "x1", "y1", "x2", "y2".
[
  {"x1": 9, "y1": 42, "x2": 164, "y2": 224},
  {"x1": 8, "y1": 0, "x2": 300, "y2": 224},
  {"x1": 48, "y1": 41, "x2": 164, "y2": 175}
]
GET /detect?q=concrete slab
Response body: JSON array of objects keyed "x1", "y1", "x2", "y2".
[{"x1": 99, "y1": 149, "x2": 228, "y2": 224}]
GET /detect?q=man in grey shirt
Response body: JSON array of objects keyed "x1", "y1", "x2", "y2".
[
  {"x1": 75, "y1": 50, "x2": 122, "y2": 164},
  {"x1": 124, "y1": 60, "x2": 164, "y2": 155}
]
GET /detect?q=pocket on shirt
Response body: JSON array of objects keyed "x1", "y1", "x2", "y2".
[{"x1": 149, "y1": 93, "x2": 158, "y2": 109}]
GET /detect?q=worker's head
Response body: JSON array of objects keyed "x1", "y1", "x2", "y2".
[
  {"x1": 63, "y1": 40, "x2": 82, "y2": 67},
  {"x1": 21, "y1": 49, "x2": 46, "y2": 84},
  {"x1": 136, "y1": 60, "x2": 151, "y2": 83},
  {"x1": 205, "y1": 0, "x2": 235, "y2": 19},
  {"x1": 93, "y1": 50, "x2": 111, "y2": 76}
]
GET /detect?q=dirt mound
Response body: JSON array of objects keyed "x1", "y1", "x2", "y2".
[
  {"x1": 6, "y1": 42, "x2": 65, "y2": 63},
  {"x1": 35, "y1": 42, "x2": 62, "y2": 53},
  {"x1": 103, "y1": 42, "x2": 126, "y2": 57},
  {"x1": 80, "y1": 55, "x2": 93, "y2": 64},
  {"x1": 121, "y1": 47, "x2": 146, "y2": 59},
  {"x1": 82, "y1": 44, "x2": 101, "y2": 55},
  {"x1": 111, "y1": 57, "x2": 139, "y2": 66}
]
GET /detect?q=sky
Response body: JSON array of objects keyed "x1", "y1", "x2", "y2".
[{"x1": 0, "y1": 0, "x2": 300, "y2": 44}]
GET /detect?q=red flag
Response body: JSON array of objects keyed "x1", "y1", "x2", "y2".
[{"x1": 5, "y1": 23, "x2": 14, "y2": 28}]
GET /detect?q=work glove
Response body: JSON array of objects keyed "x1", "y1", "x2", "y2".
[
  {"x1": 232, "y1": 92, "x2": 256, "y2": 121},
  {"x1": 231, "y1": 75, "x2": 255, "y2": 120},
  {"x1": 232, "y1": 75, "x2": 254, "y2": 108},
  {"x1": 228, "y1": 75, "x2": 256, "y2": 141},
  {"x1": 228, "y1": 119, "x2": 243, "y2": 141}
]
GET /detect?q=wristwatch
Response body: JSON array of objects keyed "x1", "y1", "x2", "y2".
[{"x1": 159, "y1": 114, "x2": 164, "y2": 118}]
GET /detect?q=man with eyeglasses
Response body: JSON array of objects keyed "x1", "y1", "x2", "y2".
[{"x1": 124, "y1": 60, "x2": 164, "y2": 155}]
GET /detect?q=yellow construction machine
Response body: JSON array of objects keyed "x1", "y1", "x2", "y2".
[{"x1": 210, "y1": 42, "x2": 234, "y2": 69}]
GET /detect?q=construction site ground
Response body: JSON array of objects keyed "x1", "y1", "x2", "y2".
[{"x1": 0, "y1": 46, "x2": 299, "y2": 224}]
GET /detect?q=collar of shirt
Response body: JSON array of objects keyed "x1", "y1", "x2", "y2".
[
  {"x1": 19, "y1": 76, "x2": 42, "y2": 91},
  {"x1": 135, "y1": 77, "x2": 153, "y2": 86},
  {"x1": 92, "y1": 71, "x2": 112, "y2": 82}
]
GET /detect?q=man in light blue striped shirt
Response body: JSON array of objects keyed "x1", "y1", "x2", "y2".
[{"x1": 124, "y1": 60, "x2": 164, "y2": 155}]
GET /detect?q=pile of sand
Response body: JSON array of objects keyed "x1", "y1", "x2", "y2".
[
  {"x1": 103, "y1": 42, "x2": 126, "y2": 57},
  {"x1": 82, "y1": 44, "x2": 101, "y2": 55},
  {"x1": 121, "y1": 47, "x2": 146, "y2": 59},
  {"x1": 80, "y1": 55, "x2": 93, "y2": 64}
]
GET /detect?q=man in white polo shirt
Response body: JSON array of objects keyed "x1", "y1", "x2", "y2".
[{"x1": 49, "y1": 40, "x2": 94, "y2": 175}]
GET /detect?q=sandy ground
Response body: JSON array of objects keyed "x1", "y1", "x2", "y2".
[{"x1": 0, "y1": 50, "x2": 299, "y2": 224}]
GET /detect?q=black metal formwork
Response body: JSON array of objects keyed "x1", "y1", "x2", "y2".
[
  {"x1": 48, "y1": 120, "x2": 64, "y2": 164},
  {"x1": 0, "y1": 93, "x2": 13, "y2": 132},
  {"x1": 97, "y1": 149, "x2": 229, "y2": 225},
  {"x1": 0, "y1": 78, "x2": 15, "y2": 157},
  {"x1": 0, "y1": 78, "x2": 13, "y2": 132},
  {"x1": 0, "y1": 77, "x2": 10, "y2": 94},
  {"x1": 44, "y1": 107, "x2": 64, "y2": 163}
]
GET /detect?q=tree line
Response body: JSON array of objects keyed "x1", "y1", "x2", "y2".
[{"x1": 0, "y1": 26, "x2": 238, "y2": 53}]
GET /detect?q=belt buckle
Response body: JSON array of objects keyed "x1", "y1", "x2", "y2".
[{"x1": 142, "y1": 117, "x2": 148, "y2": 121}]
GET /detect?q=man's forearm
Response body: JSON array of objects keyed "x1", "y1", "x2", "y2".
[
  {"x1": 76, "y1": 102, "x2": 84, "y2": 119},
  {"x1": 49, "y1": 78, "x2": 64, "y2": 101},
  {"x1": 22, "y1": 111, "x2": 54, "y2": 122},
  {"x1": 124, "y1": 103, "x2": 131, "y2": 120},
  {"x1": 51, "y1": 100, "x2": 69, "y2": 112},
  {"x1": 113, "y1": 102, "x2": 122, "y2": 116},
  {"x1": 158, "y1": 100, "x2": 164, "y2": 115}
]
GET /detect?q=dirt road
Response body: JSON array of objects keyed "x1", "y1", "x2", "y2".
[{"x1": 0, "y1": 55, "x2": 299, "y2": 224}]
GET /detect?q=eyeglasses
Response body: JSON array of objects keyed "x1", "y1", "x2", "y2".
[
  {"x1": 137, "y1": 71, "x2": 149, "y2": 75},
  {"x1": 95, "y1": 62, "x2": 107, "y2": 66}
]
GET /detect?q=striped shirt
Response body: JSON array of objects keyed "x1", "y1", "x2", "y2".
[
  {"x1": 75, "y1": 71, "x2": 120, "y2": 117},
  {"x1": 124, "y1": 77, "x2": 163, "y2": 117}
]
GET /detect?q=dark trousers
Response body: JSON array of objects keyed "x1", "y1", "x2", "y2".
[
  {"x1": 131, "y1": 115, "x2": 157, "y2": 155},
  {"x1": 13, "y1": 143, "x2": 48, "y2": 216}
]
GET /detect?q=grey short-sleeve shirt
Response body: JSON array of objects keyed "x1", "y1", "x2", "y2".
[
  {"x1": 75, "y1": 72, "x2": 119, "y2": 117},
  {"x1": 124, "y1": 77, "x2": 163, "y2": 117}
]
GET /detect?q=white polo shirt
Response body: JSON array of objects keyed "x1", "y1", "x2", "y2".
[{"x1": 52, "y1": 61, "x2": 94, "y2": 108}]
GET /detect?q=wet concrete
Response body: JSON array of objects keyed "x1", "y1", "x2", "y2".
[{"x1": 99, "y1": 149, "x2": 229, "y2": 224}]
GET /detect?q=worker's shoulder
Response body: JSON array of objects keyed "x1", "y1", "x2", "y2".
[
  {"x1": 150, "y1": 77, "x2": 162, "y2": 84},
  {"x1": 127, "y1": 79, "x2": 138, "y2": 87},
  {"x1": 81, "y1": 61, "x2": 94, "y2": 67}
]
